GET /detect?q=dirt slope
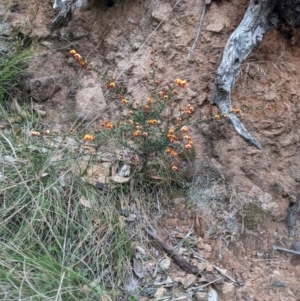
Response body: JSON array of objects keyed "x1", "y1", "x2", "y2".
[{"x1": 2, "y1": 0, "x2": 300, "y2": 300}]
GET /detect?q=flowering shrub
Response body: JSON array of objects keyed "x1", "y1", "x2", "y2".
[{"x1": 68, "y1": 49, "x2": 252, "y2": 178}]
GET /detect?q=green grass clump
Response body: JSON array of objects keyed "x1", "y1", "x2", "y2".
[
  {"x1": 0, "y1": 124, "x2": 135, "y2": 300},
  {"x1": 238, "y1": 202, "x2": 265, "y2": 231},
  {"x1": 0, "y1": 37, "x2": 31, "y2": 103}
]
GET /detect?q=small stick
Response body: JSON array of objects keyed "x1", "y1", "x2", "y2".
[
  {"x1": 187, "y1": 0, "x2": 210, "y2": 58},
  {"x1": 145, "y1": 225, "x2": 201, "y2": 275},
  {"x1": 191, "y1": 249, "x2": 239, "y2": 286},
  {"x1": 273, "y1": 245, "x2": 300, "y2": 256}
]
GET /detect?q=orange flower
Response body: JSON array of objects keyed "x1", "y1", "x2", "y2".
[
  {"x1": 168, "y1": 128, "x2": 175, "y2": 135},
  {"x1": 69, "y1": 49, "x2": 76, "y2": 55},
  {"x1": 214, "y1": 114, "x2": 221, "y2": 120},
  {"x1": 181, "y1": 126, "x2": 188, "y2": 133},
  {"x1": 223, "y1": 114, "x2": 228, "y2": 118},
  {"x1": 129, "y1": 110, "x2": 133, "y2": 115},
  {"x1": 165, "y1": 148, "x2": 171, "y2": 154},
  {"x1": 185, "y1": 144, "x2": 192, "y2": 150},
  {"x1": 164, "y1": 95, "x2": 169, "y2": 100},
  {"x1": 183, "y1": 135, "x2": 191, "y2": 140},
  {"x1": 185, "y1": 109, "x2": 192, "y2": 115},
  {"x1": 108, "y1": 82, "x2": 116, "y2": 89},
  {"x1": 230, "y1": 107, "x2": 235, "y2": 113},
  {"x1": 106, "y1": 123, "x2": 114, "y2": 129},
  {"x1": 83, "y1": 134, "x2": 95, "y2": 141},
  {"x1": 133, "y1": 130, "x2": 141, "y2": 137},
  {"x1": 171, "y1": 151, "x2": 178, "y2": 157},
  {"x1": 30, "y1": 131, "x2": 40, "y2": 137},
  {"x1": 121, "y1": 99, "x2": 128, "y2": 105},
  {"x1": 236, "y1": 108, "x2": 242, "y2": 114},
  {"x1": 147, "y1": 97, "x2": 153, "y2": 104},
  {"x1": 127, "y1": 120, "x2": 134, "y2": 125},
  {"x1": 144, "y1": 104, "x2": 151, "y2": 110},
  {"x1": 73, "y1": 53, "x2": 82, "y2": 61},
  {"x1": 147, "y1": 119, "x2": 157, "y2": 125},
  {"x1": 172, "y1": 165, "x2": 178, "y2": 171},
  {"x1": 188, "y1": 140, "x2": 194, "y2": 146},
  {"x1": 44, "y1": 130, "x2": 50, "y2": 135},
  {"x1": 142, "y1": 132, "x2": 148, "y2": 137},
  {"x1": 79, "y1": 60, "x2": 86, "y2": 67},
  {"x1": 175, "y1": 78, "x2": 187, "y2": 88}
]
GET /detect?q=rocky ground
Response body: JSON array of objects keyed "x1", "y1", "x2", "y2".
[{"x1": 1, "y1": 0, "x2": 300, "y2": 300}]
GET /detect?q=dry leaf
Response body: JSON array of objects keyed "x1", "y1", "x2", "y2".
[
  {"x1": 208, "y1": 286, "x2": 218, "y2": 301},
  {"x1": 111, "y1": 175, "x2": 130, "y2": 183},
  {"x1": 150, "y1": 175, "x2": 162, "y2": 180},
  {"x1": 195, "y1": 213, "x2": 203, "y2": 237},
  {"x1": 79, "y1": 196, "x2": 91, "y2": 208}
]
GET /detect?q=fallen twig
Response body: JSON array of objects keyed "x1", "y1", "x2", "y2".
[
  {"x1": 144, "y1": 225, "x2": 201, "y2": 275},
  {"x1": 191, "y1": 249, "x2": 239, "y2": 286},
  {"x1": 273, "y1": 245, "x2": 300, "y2": 256}
]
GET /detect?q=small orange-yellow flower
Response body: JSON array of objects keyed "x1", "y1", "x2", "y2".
[
  {"x1": 127, "y1": 120, "x2": 134, "y2": 125},
  {"x1": 70, "y1": 49, "x2": 76, "y2": 55},
  {"x1": 147, "y1": 97, "x2": 153, "y2": 104},
  {"x1": 171, "y1": 150, "x2": 178, "y2": 157},
  {"x1": 106, "y1": 123, "x2": 114, "y2": 129},
  {"x1": 236, "y1": 108, "x2": 242, "y2": 114},
  {"x1": 165, "y1": 148, "x2": 171, "y2": 154},
  {"x1": 214, "y1": 114, "x2": 221, "y2": 120},
  {"x1": 163, "y1": 95, "x2": 169, "y2": 100},
  {"x1": 44, "y1": 130, "x2": 50, "y2": 135},
  {"x1": 73, "y1": 53, "x2": 82, "y2": 61},
  {"x1": 129, "y1": 110, "x2": 133, "y2": 115},
  {"x1": 147, "y1": 119, "x2": 157, "y2": 125},
  {"x1": 168, "y1": 128, "x2": 175, "y2": 135},
  {"x1": 108, "y1": 82, "x2": 116, "y2": 89},
  {"x1": 185, "y1": 144, "x2": 192, "y2": 150},
  {"x1": 121, "y1": 98, "x2": 128, "y2": 105},
  {"x1": 230, "y1": 107, "x2": 235, "y2": 113},
  {"x1": 142, "y1": 132, "x2": 148, "y2": 137},
  {"x1": 144, "y1": 104, "x2": 151, "y2": 110},
  {"x1": 83, "y1": 134, "x2": 95, "y2": 141},
  {"x1": 183, "y1": 135, "x2": 191, "y2": 140},
  {"x1": 188, "y1": 140, "x2": 194, "y2": 146},
  {"x1": 181, "y1": 126, "x2": 188, "y2": 133},
  {"x1": 223, "y1": 114, "x2": 228, "y2": 118},
  {"x1": 172, "y1": 165, "x2": 178, "y2": 171},
  {"x1": 133, "y1": 130, "x2": 141, "y2": 137},
  {"x1": 30, "y1": 131, "x2": 40, "y2": 137},
  {"x1": 185, "y1": 109, "x2": 192, "y2": 115}
]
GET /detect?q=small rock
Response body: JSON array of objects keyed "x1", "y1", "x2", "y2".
[
  {"x1": 187, "y1": 88, "x2": 197, "y2": 98},
  {"x1": 154, "y1": 287, "x2": 167, "y2": 298},
  {"x1": 135, "y1": 246, "x2": 146, "y2": 255},
  {"x1": 220, "y1": 282, "x2": 235, "y2": 299},
  {"x1": 75, "y1": 86, "x2": 106, "y2": 121},
  {"x1": 159, "y1": 258, "x2": 171, "y2": 271},
  {"x1": 197, "y1": 262, "x2": 207, "y2": 271},
  {"x1": 204, "y1": 243, "x2": 212, "y2": 253},
  {"x1": 183, "y1": 274, "x2": 197, "y2": 288},
  {"x1": 28, "y1": 76, "x2": 62, "y2": 102},
  {"x1": 196, "y1": 292, "x2": 207, "y2": 301},
  {"x1": 152, "y1": 4, "x2": 171, "y2": 22},
  {"x1": 206, "y1": 264, "x2": 214, "y2": 272},
  {"x1": 206, "y1": 21, "x2": 224, "y2": 33}
]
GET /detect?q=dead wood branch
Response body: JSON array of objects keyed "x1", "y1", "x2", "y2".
[
  {"x1": 212, "y1": 0, "x2": 279, "y2": 149},
  {"x1": 273, "y1": 245, "x2": 300, "y2": 256},
  {"x1": 144, "y1": 226, "x2": 201, "y2": 275}
]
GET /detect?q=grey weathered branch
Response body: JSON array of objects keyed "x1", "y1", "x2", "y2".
[
  {"x1": 212, "y1": 0, "x2": 279, "y2": 149},
  {"x1": 51, "y1": 0, "x2": 88, "y2": 30}
]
